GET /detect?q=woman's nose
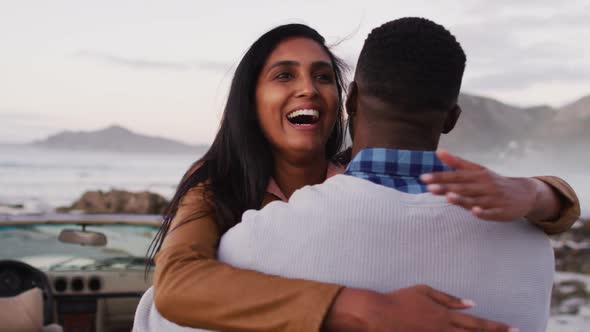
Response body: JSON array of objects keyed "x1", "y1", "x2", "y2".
[{"x1": 296, "y1": 76, "x2": 318, "y2": 98}]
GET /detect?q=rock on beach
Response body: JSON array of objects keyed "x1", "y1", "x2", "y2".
[{"x1": 57, "y1": 190, "x2": 169, "y2": 214}]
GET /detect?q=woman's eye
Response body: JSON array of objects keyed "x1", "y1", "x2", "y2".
[
  {"x1": 315, "y1": 73, "x2": 334, "y2": 83},
  {"x1": 275, "y1": 72, "x2": 293, "y2": 81}
]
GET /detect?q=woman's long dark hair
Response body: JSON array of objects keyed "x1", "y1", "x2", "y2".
[{"x1": 147, "y1": 24, "x2": 348, "y2": 269}]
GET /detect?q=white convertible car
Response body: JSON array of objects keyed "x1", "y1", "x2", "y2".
[{"x1": 0, "y1": 214, "x2": 160, "y2": 332}]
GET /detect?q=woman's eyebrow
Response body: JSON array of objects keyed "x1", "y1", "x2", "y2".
[
  {"x1": 310, "y1": 61, "x2": 333, "y2": 70},
  {"x1": 268, "y1": 60, "x2": 299, "y2": 69},
  {"x1": 267, "y1": 60, "x2": 332, "y2": 70}
]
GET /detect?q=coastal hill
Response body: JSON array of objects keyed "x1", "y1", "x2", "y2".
[
  {"x1": 534, "y1": 95, "x2": 590, "y2": 148},
  {"x1": 32, "y1": 125, "x2": 203, "y2": 153},
  {"x1": 440, "y1": 93, "x2": 589, "y2": 157},
  {"x1": 29, "y1": 93, "x2": 589, "y2": 156},
  {"x1": 440, "y1": 93, "x2": 555, "y2": 154}
]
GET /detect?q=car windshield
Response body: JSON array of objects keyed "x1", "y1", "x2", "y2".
[{"x1": 0, "y1": 224, "x2": 158, "y2": 272}]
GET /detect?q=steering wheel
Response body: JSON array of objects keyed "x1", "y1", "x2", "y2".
[{"x1": 0, "y1": 260, "x2": 55, "y2": 325}]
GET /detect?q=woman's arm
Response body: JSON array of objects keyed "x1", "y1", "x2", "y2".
[
  {"x1": 154, "y1": 185, "x2": 511, "y2": 332},
  {"x1": 527, "y1": 176, "x2": 580, "y2": 234},
  {"x1": 421, "y1": 150, "x2": 580, "y2": 234},
  {"x1": 153, "y1": 185, "x2": 341, "y2": 331}
]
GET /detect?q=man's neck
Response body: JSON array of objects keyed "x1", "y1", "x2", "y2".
[
  {"x1": 350, "y1": 97, "x2": 444, "y2": 158},
  {"x1": 351, "y1": 123, "x2": 440, "y2": 159}
]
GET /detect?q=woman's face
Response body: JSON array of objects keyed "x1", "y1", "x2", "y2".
[{"x1": 256, "y1": 37, "x2": 339, "y2": 161}]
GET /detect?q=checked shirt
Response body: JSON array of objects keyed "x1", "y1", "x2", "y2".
[{"x1": 345, "y1": 148, "x2": 453, "y2": 194}]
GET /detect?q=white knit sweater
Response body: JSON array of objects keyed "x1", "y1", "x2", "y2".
[
  {"x1": 134, "y1": 174, "x2": 554, "y2": 332},
  {"x1": 218, "y1": 175, "x2": 554, "y2": 332}
]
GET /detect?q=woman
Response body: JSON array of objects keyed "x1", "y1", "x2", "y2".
[{"x1": 147, "y1": 24, "x2": 579, "y2": 331}]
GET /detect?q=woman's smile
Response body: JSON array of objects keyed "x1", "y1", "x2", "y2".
[
  {"x1": 286, "y1": 108, "x2": 320, "y2": 126},
  {"x1": 256, "y1": 37, "x2": 339, "y2": 157}
]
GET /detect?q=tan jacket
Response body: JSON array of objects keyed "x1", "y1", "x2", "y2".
[{"x1": 153, "y1": 176, "x2": 580, "y2": 332}]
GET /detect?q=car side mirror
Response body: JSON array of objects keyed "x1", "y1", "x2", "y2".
[{"x1": 58, "y1": 229, "x2": 107, "y2": 247}]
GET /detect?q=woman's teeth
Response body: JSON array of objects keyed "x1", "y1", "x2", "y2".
[{"x1": 287, "y1": 109, "x2": 320, "y2": 125}]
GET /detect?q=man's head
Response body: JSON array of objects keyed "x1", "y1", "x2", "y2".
[{"x1": 347, "y1": 17, "x2": 466, "y2": 150}]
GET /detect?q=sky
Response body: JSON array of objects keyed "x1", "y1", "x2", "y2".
[{"x1": 1, "y1": 0, "x2": 589, "y2": 144}]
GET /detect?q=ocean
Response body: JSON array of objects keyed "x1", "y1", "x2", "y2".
[
  {"x1": 1, "y1": 144, "x2": 588, "y2": 213},
  {"x1": 0, "y1": 145, "x2": 203, "y2": 212}
]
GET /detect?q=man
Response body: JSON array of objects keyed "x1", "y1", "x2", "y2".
[
  {"x1": 136, "y1": 17, "x2": 576, "y2": 332},
  {"x1": 218, "y1": 18, "x2": 554, "y2": 331}
]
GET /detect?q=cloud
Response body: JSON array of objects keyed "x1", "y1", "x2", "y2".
[
  {"x1": 195, "y1": 60, "x2": 233, "y2": 71},
  {"x1": 465, "y1": 66, "x2": 590, "y2": 91},
  {"x1": 74, "y1": 50, "x2": 232, "y2": 72},
  {"x1": 465, "y1": 0, "x2": 588, "y2": 19},
  {"x1": 0, "y1": 111, "x2": 63, "y2": 143},
  {"x1": 0, "y1": 110, "x2": 56, "y2": 120},
  {"x1": 450, "y1": 7, "x2": 590, "y2": 92}
]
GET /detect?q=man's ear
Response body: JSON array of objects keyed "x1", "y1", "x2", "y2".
[
  {"x1": 345, "y1": 81, "x2": 358, "y2": 140},
  {"x1": 345, "y1": 81, "x2": 358, "y2": 117},
  {"x1": 442, "y1": 104, "x2": 461, "y2": 134}
]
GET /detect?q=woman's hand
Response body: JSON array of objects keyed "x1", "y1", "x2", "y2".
[
  {"x1": 420, "y1": 150, "x2": 561, "y2": 222},
  {"x1": 323, "y1": 285, "x2": 514, "y2": 332}
]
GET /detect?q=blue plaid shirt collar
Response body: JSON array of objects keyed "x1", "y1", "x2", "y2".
[{"x1": 344, "y1": 148, "x2": 453, "y2": 194}]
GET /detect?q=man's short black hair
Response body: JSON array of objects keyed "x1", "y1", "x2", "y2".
[{"x1": 356, "y1": 17, "x2": 466, "y2": 112}]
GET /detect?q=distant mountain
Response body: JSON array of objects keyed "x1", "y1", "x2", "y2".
[
  {"x1": 439, "y1": 93, "x2": 557, "y2": 154},
  {"x1": 27, "y1": 93, "x2": 590, "y2": 156},
  {"x1": 438, "y1": 92, "x2": 590, "y2": 162},
  {"x1": 534, "y1": 95, "x2": 590, "y2": 148},
  {"x1": 559, "y1": 95, "x2": 590, "y2": 119},
  {"x1": 32, "y1": 125, "x2": 205, "y2": 153}
]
